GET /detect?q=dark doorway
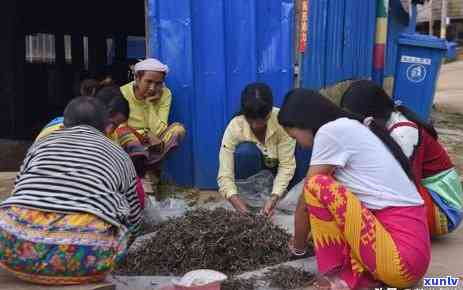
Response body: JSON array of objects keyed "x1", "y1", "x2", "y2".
[{"x1": 0, "y1": 0, "x2": 146, "y2": 140}]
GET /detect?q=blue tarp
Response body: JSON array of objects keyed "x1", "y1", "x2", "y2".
[
  {"x1": 301, "y1": 0, "x2": 377, "y2": 89},
  {"x1": 147, "y1": 0, "x2": 295, "y2": 188},
  {"x1": 145, "y1": 0, "x2": 410, "y2": 189},
  {"x1": 384, "y1": 0, "x2": 410, "y2": 77},
  {"x1": 301, "y1": 0, "x2": 410, "y2": 87}
]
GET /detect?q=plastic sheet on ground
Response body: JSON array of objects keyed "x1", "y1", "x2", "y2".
[
  {"x1": 141, "y1": 190, "x2": 295, "y2": 235},
  {"x1": 236, "y1": 170, "x2": 274, "y2": 208},
  {"x1": 111, "y1": 257, "x2": 317, "y2": 290},
  {"x1": 142, "y1": 196, "x2": 162, "y2": 226},
  {"x1": 157, "y1": 198, "x2": 190, "y2": 219},
  {"x1": 271, "y1": 214, "x2": 295, "y2": 235}
]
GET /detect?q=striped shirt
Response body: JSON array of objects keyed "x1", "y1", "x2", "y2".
[{"x1": 1, "y1": 126, "x2": 142, "y2": 234}]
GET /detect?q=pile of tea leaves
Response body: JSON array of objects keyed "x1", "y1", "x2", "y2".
[
  {"x1": 264, "y1": 265, "x2": 315, "y2": 289},
  {"x1": 117, "y1": 208, "x2": 291, "y2": 276},
  {"x1": 221, "y1": 277, "x2": 257, "y2": 290}
]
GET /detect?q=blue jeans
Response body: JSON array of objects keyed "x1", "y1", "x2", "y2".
[{"x1": 234, "y1": 142, "x2": 311, "y2": 187}]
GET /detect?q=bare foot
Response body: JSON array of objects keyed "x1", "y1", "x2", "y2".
[{"x1": 313, "y1": 275, "x2": 350, "y2": 290}]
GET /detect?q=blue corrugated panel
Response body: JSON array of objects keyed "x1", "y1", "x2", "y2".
[
  {"x1": 190, "y1": 0, "x2": 228, "y2": 190},
  {"x1": 301, "y1": 0, "x2": 376, "y2": 90},
  {"x1": 384, "y1": 0, "x2": 410, "y2": 77},
  {"x1": 325, "y1": 0, "x2": 345, "y2": 85},
  {"x1": 223, "y1": 0, "x2": 257, "y2": 121},
  {"x1": 148, "y1": 0, "x2": 195, "y2": 186},
  {"x1": 147, "y1": 0, "x2": 295, "y2": 188},
  {"x1": 357, "y1": 0, "x2": 376, "y2": 78},
  {"x1": 302, "y1": 0, "x2": 328, "y2": 89}
]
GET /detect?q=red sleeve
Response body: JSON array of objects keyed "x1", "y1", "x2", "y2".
[
  {"x1": 413, "y1": 128, "x2": 453, "y2": 179},
  {"x1": 135, "y1": 177, "x2": 146, "y2": 209}
]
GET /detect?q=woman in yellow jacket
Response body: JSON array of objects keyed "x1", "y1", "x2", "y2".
[
  {"x1": 217, "y1": 83, "x2": 297, "y2": 216},
  {"x1": 119, "y1": 58, "x2": 186, "y2": 190}
]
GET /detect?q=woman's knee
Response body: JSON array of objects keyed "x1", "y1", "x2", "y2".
[
  {"x1": 235, "y1": 142, "x2": 260, "y2": 157},
  {"x1": 170, "y1": 123, "x2": 186, "y2": 138},
  {"x1": 234, "y1": 142, "x2": 263, "y2": 180}
]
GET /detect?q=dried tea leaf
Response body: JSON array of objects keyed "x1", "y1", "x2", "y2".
[
  {"x1": 264, "y1": 265, "x2": 315, "y2": 290},
  {"x1": 221, "y1": 277, "x2": 256, "y2": 290},
  {"x1": 116, "y1": 208, "x2": 292, "y2": 276}
]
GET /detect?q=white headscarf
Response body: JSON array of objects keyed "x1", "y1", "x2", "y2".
[{"x1": 134, "y1": 58, "x2": 169, "y2": 74}]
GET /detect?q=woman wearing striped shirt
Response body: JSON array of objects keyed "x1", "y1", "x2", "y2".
[{"x1": 0, "y1": 97, "x2": 142, "y2": 285}]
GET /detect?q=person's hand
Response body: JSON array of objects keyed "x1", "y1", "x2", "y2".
[
  {"x1": 141, "y1": 133, "x2": 151, "y2": 145},
  {"x1": 146, "y1": 93, "x2": 162, "y2": 103},
  {"x1": 228, "y1": 195, "x2": 251, "y2": 215},
  {"x1": 261, "y1": 194, "x2": 279, "y2": 217},
  {"x1": 144, "y1": 132, "x2": 163, "y2": 153}
]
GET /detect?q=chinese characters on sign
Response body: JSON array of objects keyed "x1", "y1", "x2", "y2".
[
  {"x1": 299, "y1": 0, "x2": 309, "y2": 53},
  {"x1": 400, "y1": 55, "x2": 432, "y2": 65}
]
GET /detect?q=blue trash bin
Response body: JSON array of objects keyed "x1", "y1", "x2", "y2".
[{"x1": 392, "y1": 33, "x2": 448, "y2": 121}]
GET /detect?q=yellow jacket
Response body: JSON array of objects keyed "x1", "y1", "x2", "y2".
[
  {"x1": 120, "y1": 81, "x2": 172, "y2": 136},
  {"x1": 217, "y1": 108, "x2": 296, "y2": 199}
]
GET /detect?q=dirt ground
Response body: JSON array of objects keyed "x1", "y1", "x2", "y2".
[
  {"x1": 434, "y1": 60, "x2": 463, "y2": 115},
  {"x1": 0, "y1": 139, "x2": 30, "y2": 200},
  {"x1": 0, "y1": 139, "x2": 31, "y2": 171},
  {"x1": 432, "y1": 109, "x2": 463, "y2": 176}
]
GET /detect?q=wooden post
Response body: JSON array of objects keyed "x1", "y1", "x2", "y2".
[
  {"x1": 87, "y1": 34, "x2": 107, "y2": 73},
  {"x1": 54, "y1": 33, "x2": 65, "y2": 106},
  {"x1": 440, "y1": 0, "x2": 448, "y2": 39},
  {"x1": 114, "y1": 34, "x2": 127, "y2": 61},
  {"x1": 429, "y1": 0, "x2": 433, "y2": 35},
  {"x1": 71, "y1": 34, "x2": 84, "y2": 97},
  {"x1": 71, "y1": 34, "x2": 84, "y2": 68},
  {"x1": 55, "y1": 34, "x2": 65, "y2": 67}
]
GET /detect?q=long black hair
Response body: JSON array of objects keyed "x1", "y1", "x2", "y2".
[
  {"x1": 95, "y1": 85, "x2": 130, "y2": 119},
  {"x1": 79, "y1": 78, "x2": 101, "y2": 97},
  {"x1": 340, "y1": 80, "x2": 438, "y2": 139},
  {"x1": 236, "y1": 83, "x2": 273, "y2": 119},
  {"x1": 278, "y1": 88, "x2": 415, "y2": 180}
]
